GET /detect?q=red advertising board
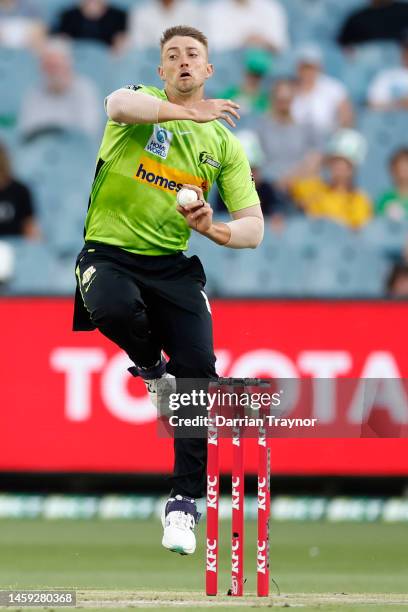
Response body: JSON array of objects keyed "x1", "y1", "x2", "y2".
[{"x1": 1, "y1": 298, "x2": 408, "y2": 474}]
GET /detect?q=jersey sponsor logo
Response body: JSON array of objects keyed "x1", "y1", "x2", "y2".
[
  {"x1": 125, "y1": 84, "x2": 142, "y2": 91},
  {"x1": 199, "y1": 151, "x2": 221, "y2": 169},
  {"x1": 82, "y1": 266, "x2": 96, "y2": 286},
  {"x1": 134, "y1": 155, "x2": 209, "y2": 194},
  {"x1": 145, "y1": 125, "x2": 173, "y2": 159}
]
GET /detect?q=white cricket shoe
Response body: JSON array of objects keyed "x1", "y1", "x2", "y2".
[
  {"x1": 128, "y1": 356, "x2": 175, "y2": 410},
  {"x1": 161, "y1": 495, "x2": 200, "y2": 555},
  {"x1": 145, "y1": 372, "x2": 176, "y2": 410}
]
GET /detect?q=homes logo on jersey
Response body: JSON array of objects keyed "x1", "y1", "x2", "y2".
[
  {"x1": 145, "y1": 125, "x2": 173, "y2": 159},
  {"x1": 134, "y1": 155, "x2": 209, "y2": 194}
]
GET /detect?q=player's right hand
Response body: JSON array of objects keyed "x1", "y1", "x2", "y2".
[{"x1": 189, "y1": 99, "x2": 240, "y2": 128}]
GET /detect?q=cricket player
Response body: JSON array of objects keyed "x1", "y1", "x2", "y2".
[{"x1": 73, "y1": 25, "x2": 263, "y2": 555}]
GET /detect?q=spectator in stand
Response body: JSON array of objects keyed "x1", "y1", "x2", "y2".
[
  {"x1": 0, "y1": 0, "x2": 46, "y2": 49},
  {"x1": 338, "y1": 0, "x2": 408, "y2": 48},
  {"x1": 207, "y1": 0, "x2": 289, "y2": 53},
  {"x1": 214, "y1": 129, "x2": 290, "y2": 220},
  {"x1": 289, "y1": 129, "x2": 373, "y2": 229},
  {"x1": 254, "y1": 78, "x2": 322, "y2": 191},
  {"x1": 368, "y1": 36, "x2": 408, "y2": 110},
  {"x1": 0, "y1": 141, "x2": 40, "y2": 239},
  {"x1": 292, "y1": 45, "x2": 354, "y2": 137},
  {"x1": 19, "y1": 38, "x2": 102, "y2": 140},
  {"x1": 376, "y1": 148, "x2": 408, "y2": 221},
  {"x1": 218, "y1": 48, "x2": 272, "y2": 116},
  {"x1": 387, "y1": 262, "x2": 408, "y2": 297},
  {"x1": 128, "y1": 0, "x2": 201, "y2": 49},
  {"x1": 0, "y1": 241, "x2": 14, "y2": 288},
  {"x1": 54, "y1": 0, "x2": 127, "y2": 52}
]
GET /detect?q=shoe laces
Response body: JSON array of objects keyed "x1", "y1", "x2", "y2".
[{"x1": 167, "y1": 510, "x2": 195, "y2": 531}]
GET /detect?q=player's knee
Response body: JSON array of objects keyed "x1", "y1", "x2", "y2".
[
  {"x1": 129, "y1": 307, "x2": 151, "y2": 340},
  {"x1": 91, "y1": 299, "x2": 148, "y2": 334}
]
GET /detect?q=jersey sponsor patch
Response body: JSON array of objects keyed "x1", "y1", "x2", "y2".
[
  {"x1": 125, "y1": 84, "x2": 143, "y2": 91},
  {"x1": 82, "y1": 265, "x2": 96, "y2": 285},
  {"x1": 134, "y1": 155, "x2": 208, "y2": 194},
  {"x1": 199, "y1": 151, "x2": 221, "y2": 169},
  {"x1": 145, "y1": 125, "x2": 173, "y2": 160}
]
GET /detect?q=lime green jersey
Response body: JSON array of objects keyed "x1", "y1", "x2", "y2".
[{"x1": 84, "y1": 85, "x2": 260, "y2": 255}]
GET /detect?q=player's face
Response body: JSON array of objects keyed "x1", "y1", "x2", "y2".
[{"x1": 159, "y1": 36, "x2": 213, "y2": 94}]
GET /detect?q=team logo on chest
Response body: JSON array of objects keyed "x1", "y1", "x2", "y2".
[
  {"x1": 145, "y1": 125, "x2": 173, "y2": 159},
  {"x1": 199, "y1": 151, "x2": 221, "y2": 169}
]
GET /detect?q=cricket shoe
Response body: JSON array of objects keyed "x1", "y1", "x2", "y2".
[
  {"x1": 128, "y1": 356, "x2": 176, "y2": 410},
  {"x1": 161, "y1": 495, "x2": 201, "y2": 555}
]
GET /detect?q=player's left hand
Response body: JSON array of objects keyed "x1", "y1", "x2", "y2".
[{"x1": 176, "y1": 184, "x2": 213, "y2": 235}]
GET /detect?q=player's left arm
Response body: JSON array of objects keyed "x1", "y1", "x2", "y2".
[
  {"x1": 177, "y1": 186, "x2": 264, "y2": 249},
  {"x1": 206, "y1": 202, "x2": 264, "y2": 249},
  {"x1": 177, "y1": 134, "x2": 264, "y2": 248}
]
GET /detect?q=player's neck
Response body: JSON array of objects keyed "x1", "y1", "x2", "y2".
[{"x1": 165, "y1": 86, "x2": 205, "y2": 107}]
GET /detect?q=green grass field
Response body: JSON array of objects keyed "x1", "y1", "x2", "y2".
[{"x1": 0, "y1": 519, "x2": 407, "y2": 610}]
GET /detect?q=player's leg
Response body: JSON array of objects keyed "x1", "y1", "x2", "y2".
[
  {"x1": 147, "y1": 255, "x2": 216, "y2": 491},
  {"x1": 75, "y1": 246, "x2": 161, "y2": 369},
  {"x1": 145, "y1": 255, "x2": 217, "y2": 554}
]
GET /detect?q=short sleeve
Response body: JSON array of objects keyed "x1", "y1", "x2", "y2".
[
  {"x1": 13, "y1": 181, "x2": 34, "y2": 221},
  {"x1": 337, "y1": 13, "x2": 359, "y2": 46},
  {"x1": 104, "y1": 83, "x2": 164, "y2": 115},
  {"x1": 330, "y1": 78, "x2": 348, "y2": 105},
  {"x1": 21, "y1": 184, "x2": 34, "y2": 218},
  {"x1": 115, "y1": 7, "x2": 127, "y2": 31},
  {"x1": 104, "y1": 83, "x2": 144, "y2": 113},
  {"x1": 351, "y1": 193, "x2": 372, "y2": 228},
  {"x1": 376, "y1": 192, "x2": 392, "y2": 215},
  {"x1": 290, "y1": 178, "x2": 319, "y2": 210},
  {"x1": 368, "y1": 73, "x2": 391, "y2": 105},
  {"x1": 216, "y1": 136, "x2": 260, "y2": 213},
  {"x1": 53, "y1": 8, "x2": 74, "y2": 36}
]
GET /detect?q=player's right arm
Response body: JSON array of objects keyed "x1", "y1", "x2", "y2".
[{"x1": 106, "y1": 88, "x2": 240, "y2": 128}]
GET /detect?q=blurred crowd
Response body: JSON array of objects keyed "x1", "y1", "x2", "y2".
[{"x1": 0, "y1": 0, "x2": 408, "y2": 297}]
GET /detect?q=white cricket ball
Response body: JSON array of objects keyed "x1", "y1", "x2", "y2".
[{"x1": 177, "y1": 188, "x2": 198, "y2": 207}]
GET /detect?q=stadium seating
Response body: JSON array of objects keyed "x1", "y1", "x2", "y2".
[
  {"x1": 206, "y1": 51, "x2": 246, "y2": 96},
  {"x1": 4, "y1": 238, "x2": 58, "y2": 294},
  {"x1": 0, "y1": 48, "x2": 39, "y2": 146},
  {"x1": 358, "y1": 110, "x2": 407, "y2": 198},
  {"x1": 360, "y1": 217, "x2": 408, "y2": 259},
  {"x1": 13, "y1": 131, "x2": 95, "y2": 243},
  {"x1": 72, "y1": 41, "x2": 112, "y2": 96},
  {"x1": 41, "y1": 0, "x2": 73, "y2": 28},
  {"x1": 109, "y1": 49, "x2": 162, "y2": 92},
  {"x1": 186, "y1": 219, "x2": 393, "y2": 298}
]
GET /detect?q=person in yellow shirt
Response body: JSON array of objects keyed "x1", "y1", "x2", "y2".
[{"x1": 290, "y1": 129, "x2": 372, "y2": 229}]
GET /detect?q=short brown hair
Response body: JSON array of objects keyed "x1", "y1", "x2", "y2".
[{"x1": 160, "y1": 25, "x2": 208, "y2": 53}]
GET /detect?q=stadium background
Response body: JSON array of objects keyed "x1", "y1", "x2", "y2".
[{"x1": 1, "y1": 0, "x2": 408, "y2": 607}]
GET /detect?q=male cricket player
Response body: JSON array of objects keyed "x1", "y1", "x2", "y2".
[{"x1": 73, "y1": 25, "x2": 263, "y2": 555}]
